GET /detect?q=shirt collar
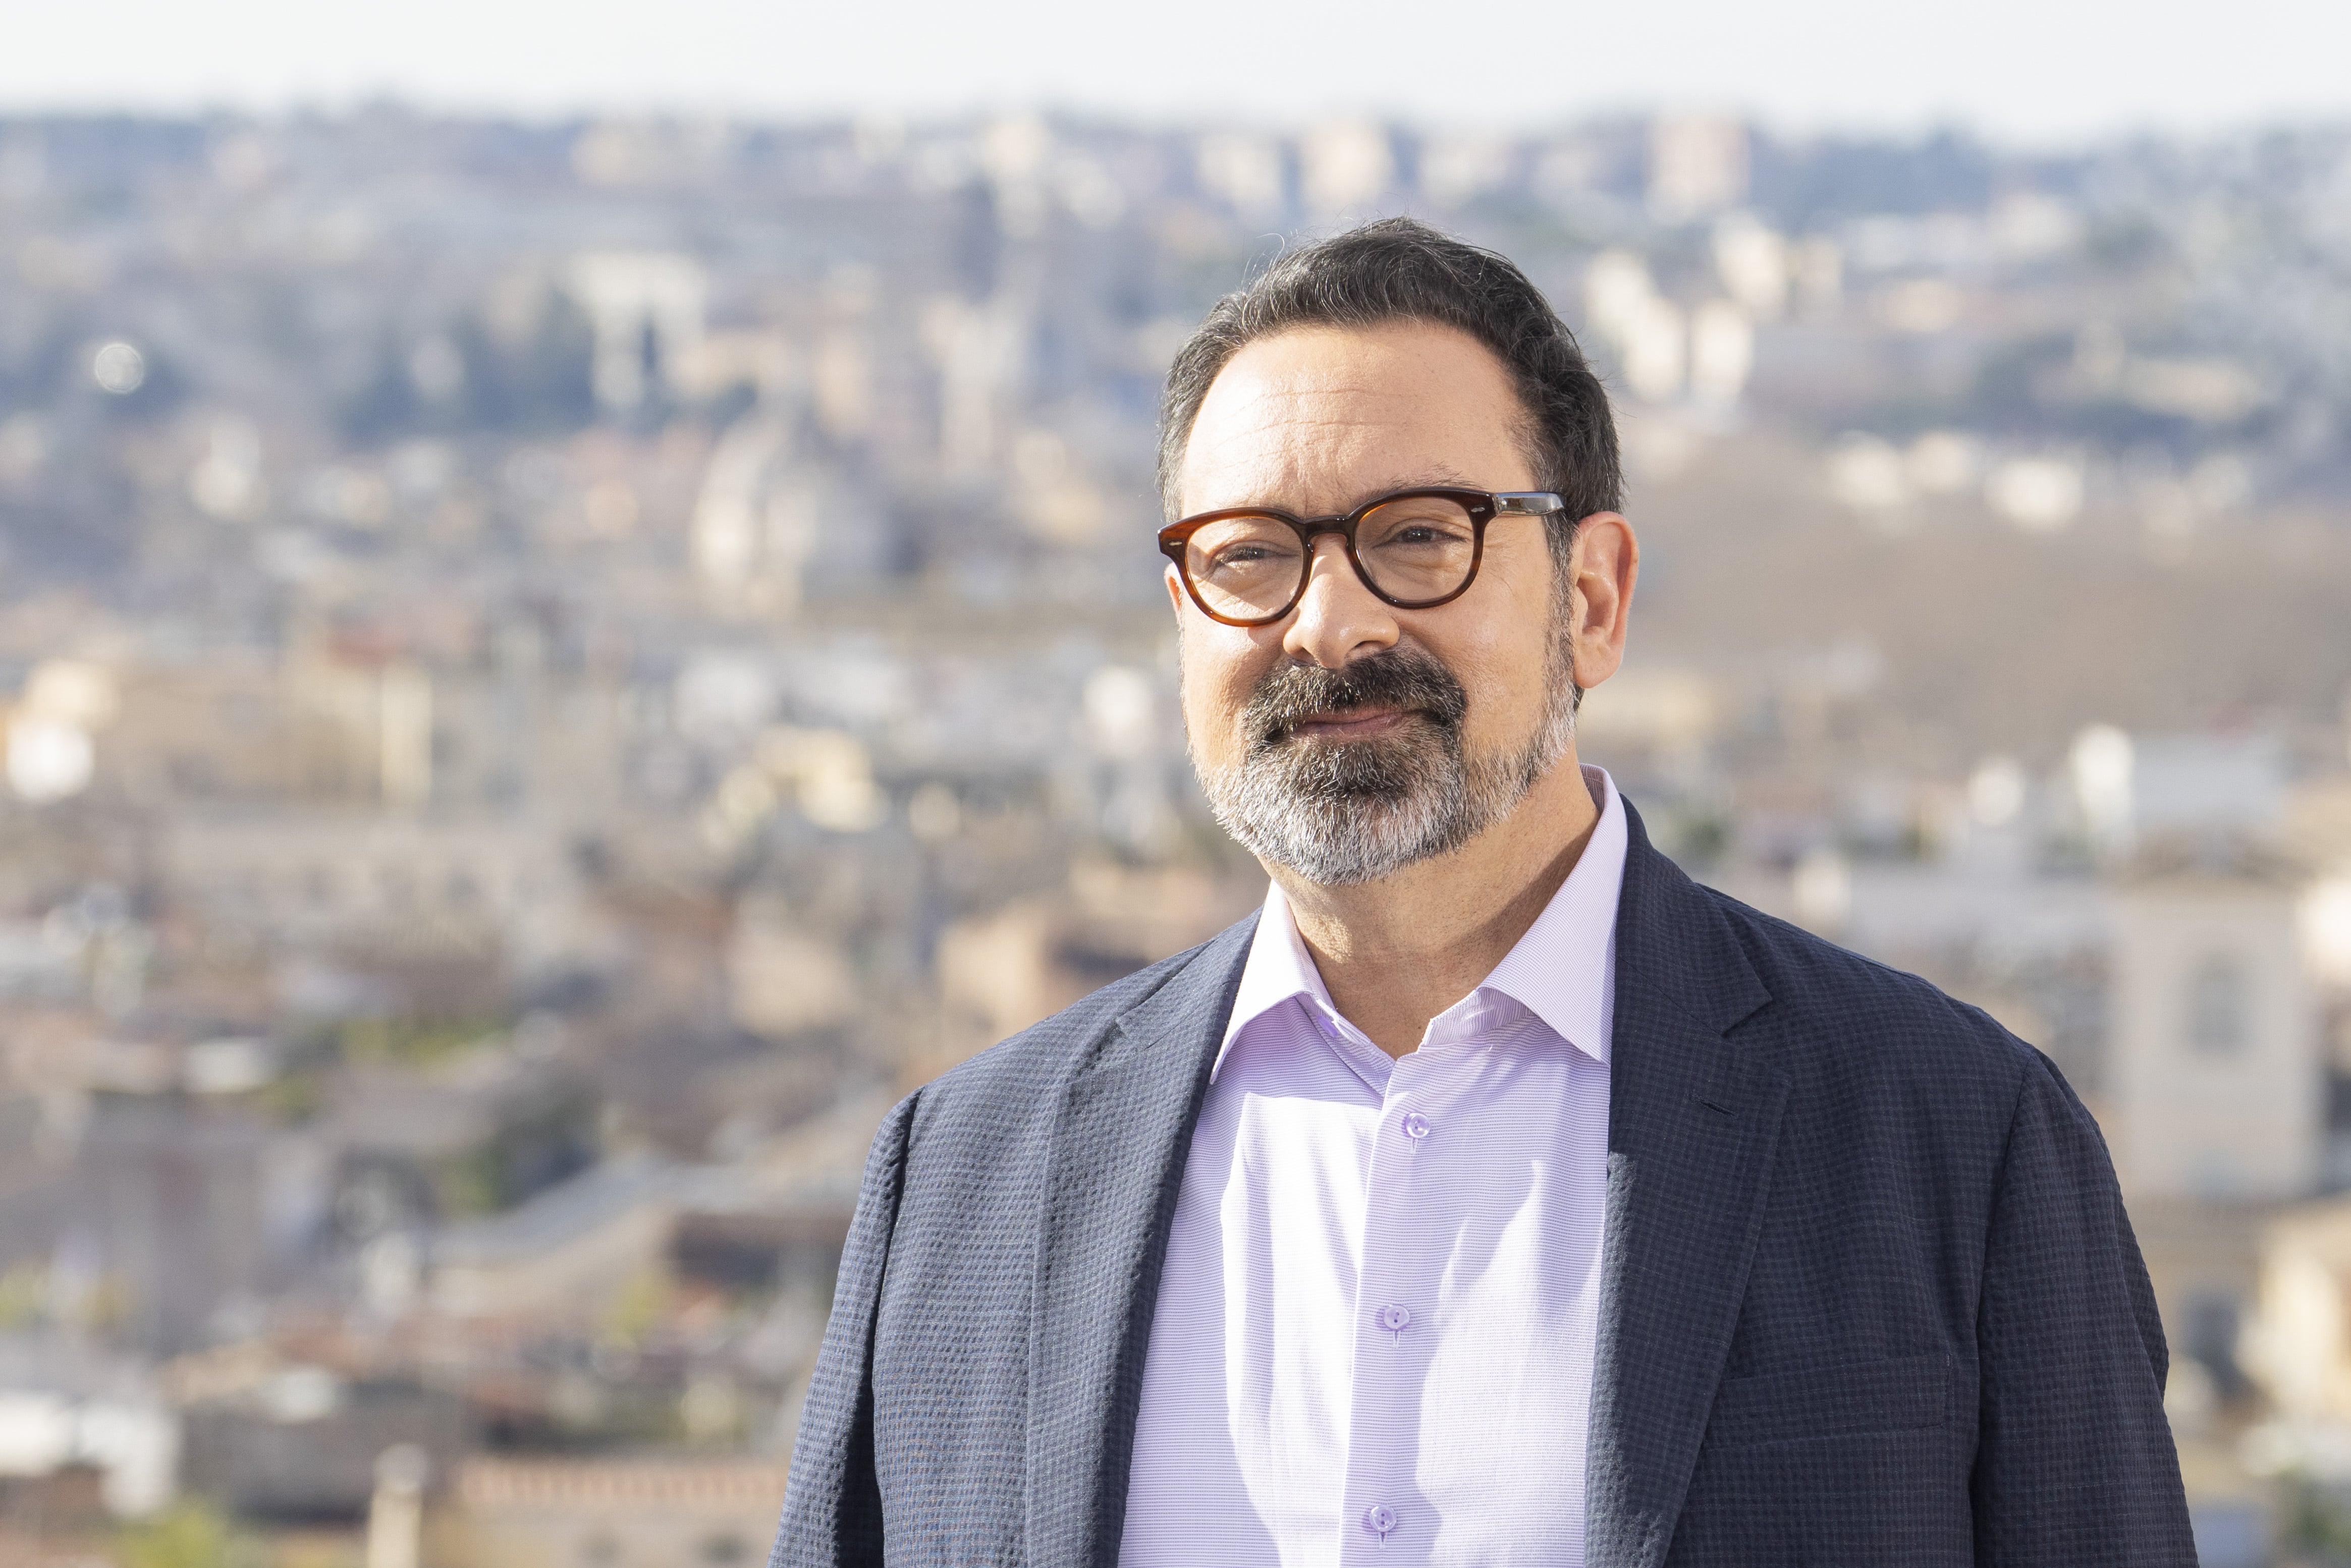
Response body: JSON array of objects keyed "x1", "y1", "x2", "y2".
[
  {"x1": 1480, "y1": 764, "x2": 1625, "y2": 1065},
  {"x1": 1214, "y1": 765, "x2": 1628, "y2": 1079}
]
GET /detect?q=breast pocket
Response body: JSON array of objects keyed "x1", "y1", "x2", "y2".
[{"x1": 1705, "y1": 1352, "x2": 1951, "y2": 1447}]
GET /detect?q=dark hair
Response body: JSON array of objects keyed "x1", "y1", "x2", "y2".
[{"x1": 1156, "y1": 218, "x2": 1622, "y2": 570}]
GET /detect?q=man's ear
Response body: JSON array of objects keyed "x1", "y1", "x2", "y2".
[{"x1": 1566, "y1": 512, "x2": 1638, "y2": 692}]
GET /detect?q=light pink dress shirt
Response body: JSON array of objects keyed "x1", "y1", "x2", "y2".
[{"x1": 1121, "y1": 767, "x2": 1627, "y2": 1567}]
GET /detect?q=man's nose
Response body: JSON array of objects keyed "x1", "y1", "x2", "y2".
[{"x1": 1281, "y1": 535, "x2": 1400, "y2": 668}]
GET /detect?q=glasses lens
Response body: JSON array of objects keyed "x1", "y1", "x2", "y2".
[
  {"x1": 1355, "y1": 494, "x2": 1479, "y2": 603},
  {"x1": 1183, "y1": 516, "x2": 1305, "y2": 621}
]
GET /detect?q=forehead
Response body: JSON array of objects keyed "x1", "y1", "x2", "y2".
[{"x1": 1177, "y1": 319, "x2": 1532, "y2": 516}]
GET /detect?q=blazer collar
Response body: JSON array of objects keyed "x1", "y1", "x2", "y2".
[
  {"x1": 1584, "y1": 800, "x2": 1785, "y2": 1568},
  {"x1": 1024, "y1": 914, "x2": 1255, "y2": 1568}
]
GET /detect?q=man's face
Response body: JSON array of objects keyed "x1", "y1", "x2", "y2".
[{"x1": 1170, "y1": 319, "x2": 1580, "y2": 885}]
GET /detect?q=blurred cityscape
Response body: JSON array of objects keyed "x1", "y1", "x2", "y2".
[{"x1": 0, "y1": 104, "x2": 2346, "y2": 1566}]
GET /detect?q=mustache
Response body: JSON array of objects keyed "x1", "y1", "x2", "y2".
[{"x1": 1242, "y1": 646, "x2": 1470, "y2": 748}]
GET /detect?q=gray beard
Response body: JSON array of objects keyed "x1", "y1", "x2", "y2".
[{"x1": 1190, "y1": 640, "x2": 1579, "y2": 887}]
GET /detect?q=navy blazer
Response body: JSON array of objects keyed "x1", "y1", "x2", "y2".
[{"x1": 773, "y1": 802, "x2": 2194, "y2": 1565}]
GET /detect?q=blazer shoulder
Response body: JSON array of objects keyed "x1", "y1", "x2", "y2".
[{"x1": 1692, "y1": 878, "x2": 2043, "y2": 1092}]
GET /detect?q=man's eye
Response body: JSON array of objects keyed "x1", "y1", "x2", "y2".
[
  {"x1": 1211, "y1": 540, "x2": 1296, "y2": 567},
  {"x1": 1376, "y1": 523, "x2": 1464, "y2": 547}
]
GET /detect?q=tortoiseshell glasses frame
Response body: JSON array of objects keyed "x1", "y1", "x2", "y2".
[{"x1": 1158, "y1": 487, "x2": 1565, "y2": 628}]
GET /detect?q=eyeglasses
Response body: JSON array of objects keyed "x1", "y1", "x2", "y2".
[{"x1": 1159, "y1": 487, "x2": 1565, "y2": 628}]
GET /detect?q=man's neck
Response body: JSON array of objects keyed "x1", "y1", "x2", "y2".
[{"x1": 1272, "y1": 750, "x2": 1604, "y2": 1059}]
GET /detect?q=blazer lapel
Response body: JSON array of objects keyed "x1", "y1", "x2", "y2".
[
  {"x1": 1024, "y1": 916, "x2": 1254, "y2": 1567},
  {"x1": 1585, "y1": 806, "x2": 1785, "y2": 1568}
]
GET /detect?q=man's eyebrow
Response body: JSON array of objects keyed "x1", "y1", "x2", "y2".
[
  {"x1": 1190, "y1": 470, "x2": 1490, "y2": 519},
  {"x1": 1339, "y1": 469, "x2": 1481, "y2": 510}
]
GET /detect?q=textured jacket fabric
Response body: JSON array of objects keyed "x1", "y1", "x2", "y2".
[{"x1": 771, "y1": 802, "x2": 2195, "y2": 1566}]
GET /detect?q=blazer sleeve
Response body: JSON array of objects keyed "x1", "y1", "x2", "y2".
[
  {"x1": 770, "y1": 1091, "x2": 917, "y2": 1568},
  {"x1": 1969, "y1": 1054, "x2": 2195, "y2": 1566}
]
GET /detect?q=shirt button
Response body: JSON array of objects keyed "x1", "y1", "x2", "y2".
[
  {"x1": 1362, "y1": 1504, "x2": 1396, "y2": 1541},
  {"x1": 1400, "y1": 1110, "x2": 1431, "y2": 1141},
  {"x1": 1377, "y1": 1304, "x2": 1411, "y2": 1342}
]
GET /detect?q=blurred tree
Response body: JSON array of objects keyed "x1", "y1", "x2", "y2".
[
  {"x1": 341, "y1": 294, "x2": 596, "y2": 445},
  {"x1": 116, "y1": 1498, "x2": 262, "y2": 1568},
  {"x1": 2280, "y1": 1474, "x2": 2351, "y2": 1567}
]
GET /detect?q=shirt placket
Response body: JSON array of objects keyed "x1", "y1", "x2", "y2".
[{"x1": 1337, "y1": 1045, "x2": 1456, "y2": 1564}]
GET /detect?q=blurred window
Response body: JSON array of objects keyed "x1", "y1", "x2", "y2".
[
  {"x1": 2185, "y1": 953, "x2": 2249, "y2": 1056},
  {"x1": 2182, "y1": 1289, "x2": 2250, "y2": 1399}
]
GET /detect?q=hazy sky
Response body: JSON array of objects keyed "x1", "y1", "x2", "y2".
[{"x1": 1, "y1": 0, "x2": 2344, "y2": 144}]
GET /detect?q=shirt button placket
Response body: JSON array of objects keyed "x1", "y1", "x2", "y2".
[
  {"x1": 1350, "y1": 1079, "x2": 1429, "y2": 1562},
  {"x1": 1353, "y1": 1103, "x2": 1424, "y2": 1557}
]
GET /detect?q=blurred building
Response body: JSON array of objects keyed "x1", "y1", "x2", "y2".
[
  {"x1": 2109, "y1": 847, "x2": 2320, "y2": 1204},
  {"x1": 436, "y1": 1454, "x2": 788, "y2": 1568}
]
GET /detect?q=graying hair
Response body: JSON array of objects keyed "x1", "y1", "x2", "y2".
[
  {"x1": 1193, "y1": 634, "x2": 1581, "y2": 886},
  {"x1": 1155, "y1": 216, "x2": 1623, "y2": 586}
]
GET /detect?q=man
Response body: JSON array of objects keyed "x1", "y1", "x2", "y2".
[{"x1": 773, "y1": 219, "x2": 2194, "y2": 1565}]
